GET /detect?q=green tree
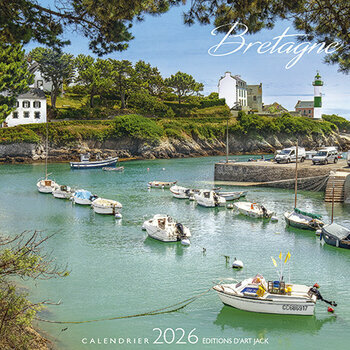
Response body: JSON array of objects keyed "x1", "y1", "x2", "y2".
[
  {"x1": 165, "y1": 72, "x2": 204, "y2": 105},
  {"x1": 180, "y1": 0, "x2": 350, "y2": 73},
  {"x1": 75, "y1": 55, "x2": 112, "y2": 108},
  {"x1": 134, "y1": 60, "x2": 167, "y2": 97},
  {"x1": 109, "y1": 60, "x2": 137, "y2": 109},
  {"x1": 0, "y1": 231, "x2": 68, "y2": 349},
  {"x1": 29, "y1": 48, "x2": 75, "y2": 110},
  {"x1": 0, "y1": 0, "x2": 173, "y2": 55},
  {"x1": 0, "y1": 43, "x2": 33, "y2": 124}
]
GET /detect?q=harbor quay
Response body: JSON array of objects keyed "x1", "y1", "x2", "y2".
[{"x1": 214, "y1": 159, "x2": 350, "y2": 192}]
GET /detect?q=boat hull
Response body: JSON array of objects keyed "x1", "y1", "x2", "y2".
[
  {"x1": 37, "y1": 180, "x2": 59, "y2": 194},
  {"x1": 216, "y1": 291, "x2": 315, "y2": 316},
  {"x1": 70, "y1": 157, "x2": 118, "y2": 169},
  {"x1": 234, "y1": 203, "x2": 273, "y2": 219},
  {"x1": 73, "y1": 197, "x2": 93, "y2": 205},
  {"x1": 53, "y1": 192, "x2": 72, "y2": 199},
  {"x1": 321, "y1": 225, "x2": 350, "y2": 249},
  {"x1": 284, "y1": 212, "x2": 321, "y2": 231}
]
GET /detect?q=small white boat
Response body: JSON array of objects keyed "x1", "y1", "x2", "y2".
[
  {"x1": 284, "y1": 209, "x2": 324, "y2": 230},
  {"x1": 37, "y1": 178, "x2": 60, "y2": 194},
  {"x1": 214, "y1": 275, "x2": 318, "y2": 315},
  {"x1": 52, "y1": 185, "x2": 73, "y2": 199},
  {"x1": 72, "y1": 190, "x2": 98, "y2": 205},
  {"x1": 92, "y1": 197, "x2": 122, "y2": 215},
  {"x1": 143, "y1": 214, "x2": 191, "y2": 244},
  {"x1": 215, "y1": 190, "x2": 247, "y2": 201},
  {"x1": 232, "y1": 258, "x2": 244, "y2": 269},
  {"x1": 148, "y1": 181, "x2": 177, "y2": 188},
  {"x1": 102, "y1": 166, "x2": 124, "y2": 172},
  {"x1": 234, "y1": 202, "x2": 274, "y2": 219},
  {"x1": 70, "y1": 153, "x2": 118, "y2": 169},
  {"x1": 170, "y1": 185, "x2": 199, "y2": 199},
  {"x1": 194, "y1": 190, "x2": 226, "y2": 208}
]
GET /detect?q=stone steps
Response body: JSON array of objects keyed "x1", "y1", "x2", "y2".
[{"x1": 324, "y1": 175, "x2": 346, "y2": 202}]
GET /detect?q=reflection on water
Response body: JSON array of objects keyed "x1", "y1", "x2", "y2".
[{"x1": 214, "y1": 306, "x2": 337, "y2": 336}]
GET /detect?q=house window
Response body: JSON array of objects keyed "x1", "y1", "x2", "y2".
[
  {"x1": 34, "y1": 111, "x2": 40, "y2": 119},
  {"x1": 37, "y1": 80, "x2": 43, "y2": 88},
  {"x1": 13, "y1": 112, "x2": 18, "y2": 119},
  {"x1": 33, "y1": 101, "x2": 41, "y2": 108},
  {"x1": 22, "y1": 101, "x2": 30, "y2": 108},
  {"x1": 24, "y1": 112, "x2": 29, "y2": 118},
  {"x1": 309, "y1": 110, "x2": 311, "y2": 113},
  {"x1": 15, "y1": 101, "x2": 19, "y2": 108},
  {"x1": 253, "y1": 96, "x2": 257, "y2": 101}
]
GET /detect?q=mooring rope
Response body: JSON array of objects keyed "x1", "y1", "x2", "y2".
[{"x1": 35, "y1": 287, "x2": 212, "y2": 325}]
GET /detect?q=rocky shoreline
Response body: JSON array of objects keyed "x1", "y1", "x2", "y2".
[{"x1": 1, "y1": 132, "x2": 350, "y2": 163}]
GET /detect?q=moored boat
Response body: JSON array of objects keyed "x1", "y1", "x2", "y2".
[
  {"x1": 142, "y1": 214, "x2": 191, "y2": 244},
  {"x1": 215, "y1": 190, "x2": 247, "y2": 201},
  {"x1": 213, "y1": 275, "x2": 332, "y2": 316},
  {"x1": 72, "y1": 190, "x2": 98, "y2": 205},
  {"x1": 194, "y1": 190, "x2": 226, "y2": 207},
  {"x1": 70, "y1": 154, "x2": 118, "y2": 169},
  {"x1": 91, "y1": 197, "x2": 122, "y2": 215},
  {"x1": 234, "y1": 202, "x2": 274, "y2": 219},
  {"x1": 37, "y1": 178, "x2": 60, "y2": 194},
  {"x1": 320, "y1": 223, "x2": 350, "y2": 249},
  {"x1": 284, "y1": 209, "x2": 324, "y2": 230},
  {"x1": 148, "y1": 181, "x2": 177, "y2": 188},
  {"x1": 52, "y1": 185, "x2": 73, "y2": 199},
  {"x1": 170, "y1": 185, "x2": 199, "y2": 199}
]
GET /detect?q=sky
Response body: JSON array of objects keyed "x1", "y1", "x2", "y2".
[{"x1": 25, "y1": 4, "x2": 350, "y2": 119}]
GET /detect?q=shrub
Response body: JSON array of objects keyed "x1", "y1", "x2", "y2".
[
  {"x1": 322, "y1": 114, "x2": 350, "y2": 132},
  {"x1": 191, "y1": 105, "x2": 230, "y2": 118},
  {"x1": 0, "y1": 126, "x2": 41, "y2": 144},
  {"x1": 114, "y1": 114, "x2": 164, "y2": 141},
  {"x1": 128, "y1": 91, "x2": 174, "y2": 118}
]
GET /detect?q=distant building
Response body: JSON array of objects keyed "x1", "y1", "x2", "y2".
[
  {"x1": 28, "y1": 62, "x2": 53, "y2": 92},
  {"x1": 295, "y1": 100, "x2": 314, "y2": 118},
  {"x1": 3, "y1": 88, "x2": 47, "y2": 127},
  {"x1": 295, "y1": 72, "x2": 323, "y2": 119},
  {"x1": 247, "y1": 84, "x2": 263, "y2": 112},
  {"x1": 218, "y1": 72, "x2": 247, "y2": 109}
]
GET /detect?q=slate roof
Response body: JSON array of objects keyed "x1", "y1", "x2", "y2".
[
  {"x1": 295, "y1": 100, "x2": 314, "y2": 109},
  {"x1": 18, "y1": 88, "x2": 46, "y2": 99}
]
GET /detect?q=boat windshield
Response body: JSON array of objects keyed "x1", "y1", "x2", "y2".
[
  {"x1": 280, "y1": 150, "x2": 291, "y2": 155},
  {"x1": 316, "y1": 151, "x2": 327, "y2": 156}
]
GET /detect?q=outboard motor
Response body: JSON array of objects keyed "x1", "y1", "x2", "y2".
[
  {"x1": 261, "y1": 205, "x2": 268, "y2": 218},
  {"x1": 213, "y1": 194, "x2": 219, "y2": 207},
  {"x1": 176, "y1": 223, "x2": 185, "y2": 238}
]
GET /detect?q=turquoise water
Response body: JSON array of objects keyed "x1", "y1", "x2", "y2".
[{"x1": 0, "y1": 156, "x2": 349, "y2": 350}]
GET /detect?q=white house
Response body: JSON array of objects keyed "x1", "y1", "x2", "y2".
[
  {"x1": 218, "y1": 72, "x2": 248, "y2": 109},
  {"x1": 3, "y1": 88, "x2": 47, "y2": 127},
  {"x1": 29, "y1": 62, "x2": 53, "y2": 92}
]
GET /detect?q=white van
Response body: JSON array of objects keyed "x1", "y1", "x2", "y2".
[
  {"x1": 275, "y1": 147, "x2": 306, "y2": 163},
  {"x1": 312, "y1": 147, "x2": 338, "y2": 165}
]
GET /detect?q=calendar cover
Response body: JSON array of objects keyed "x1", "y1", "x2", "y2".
[{"x1": 0, "y1": 1, "x2": 349, "y2": 350}]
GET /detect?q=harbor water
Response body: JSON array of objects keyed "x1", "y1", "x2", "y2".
[{"x1": 0, "y1": 155, "x2": 349, "y2": 349}]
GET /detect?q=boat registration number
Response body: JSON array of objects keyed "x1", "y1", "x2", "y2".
[{"x1": 282, "y1": 304, "x2": 308, "y2": 311}]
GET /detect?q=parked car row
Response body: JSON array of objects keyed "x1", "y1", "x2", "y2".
[{"x1": 275, "y1": 146, "x2": 349, "y2": 166}]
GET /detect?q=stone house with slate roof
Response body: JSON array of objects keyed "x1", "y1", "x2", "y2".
[{"x1": 295, "y1": 100, "x2": 314, "y2": 118}]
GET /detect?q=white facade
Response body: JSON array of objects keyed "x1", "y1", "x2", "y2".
[
  {"x1": 218, "y1": 72, "x2": 247, "y2": 109},
  {"x1": 29, "y1": 62, "x2": 53, "y2": 92},
  {"x1": 4, "y1": 89, "x2": 47, "y2": 127}
]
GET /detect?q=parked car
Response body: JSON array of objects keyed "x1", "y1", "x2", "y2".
[
  {"x1": 275, "y1": 147, "x2": 306, "y2": 163},
  {"x1": 312, "y1": 147, "x2": 338, "y2": 165}
]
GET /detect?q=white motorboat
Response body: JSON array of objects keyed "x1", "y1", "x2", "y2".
[
  {"x1": 148, "y1": 181, "x2": 177, "y2": 188},
  {"x1": 194, "y1": 190, "x2": 226, "y2": 207},
  {"x1": 284, "y1": 209, "x2": 324, "y2": 230},
  {"x1": 52, "y1": 185, "x2": 73, "y2": 199},
  {"x1": 142, "y1": 214, "x2": 191, "y2": 244},
  {"x1": 215, "y1": 190, "x2": 247, "y2": 201},
  {"x1": 37, "y1": 178, "x2": 60, "y2": 194},
  {"x1": 70, "y1": 153, "x2": 119, "y2": 169},
  {"x1": 214, "y1": 275, "x2": 319, "y2": 315},
  {"x1": 170, "y1": 185, "x2": 199, "y2": 199},
  {"x1": 72, "y1": 190, "x2": 98, "y2": 205},
  {"x1": 92, "y1": 197, "x2": 122, "y2": 215},
  {"x1": 234, "y1": 202, "x2": 274, "y2": 219}
]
